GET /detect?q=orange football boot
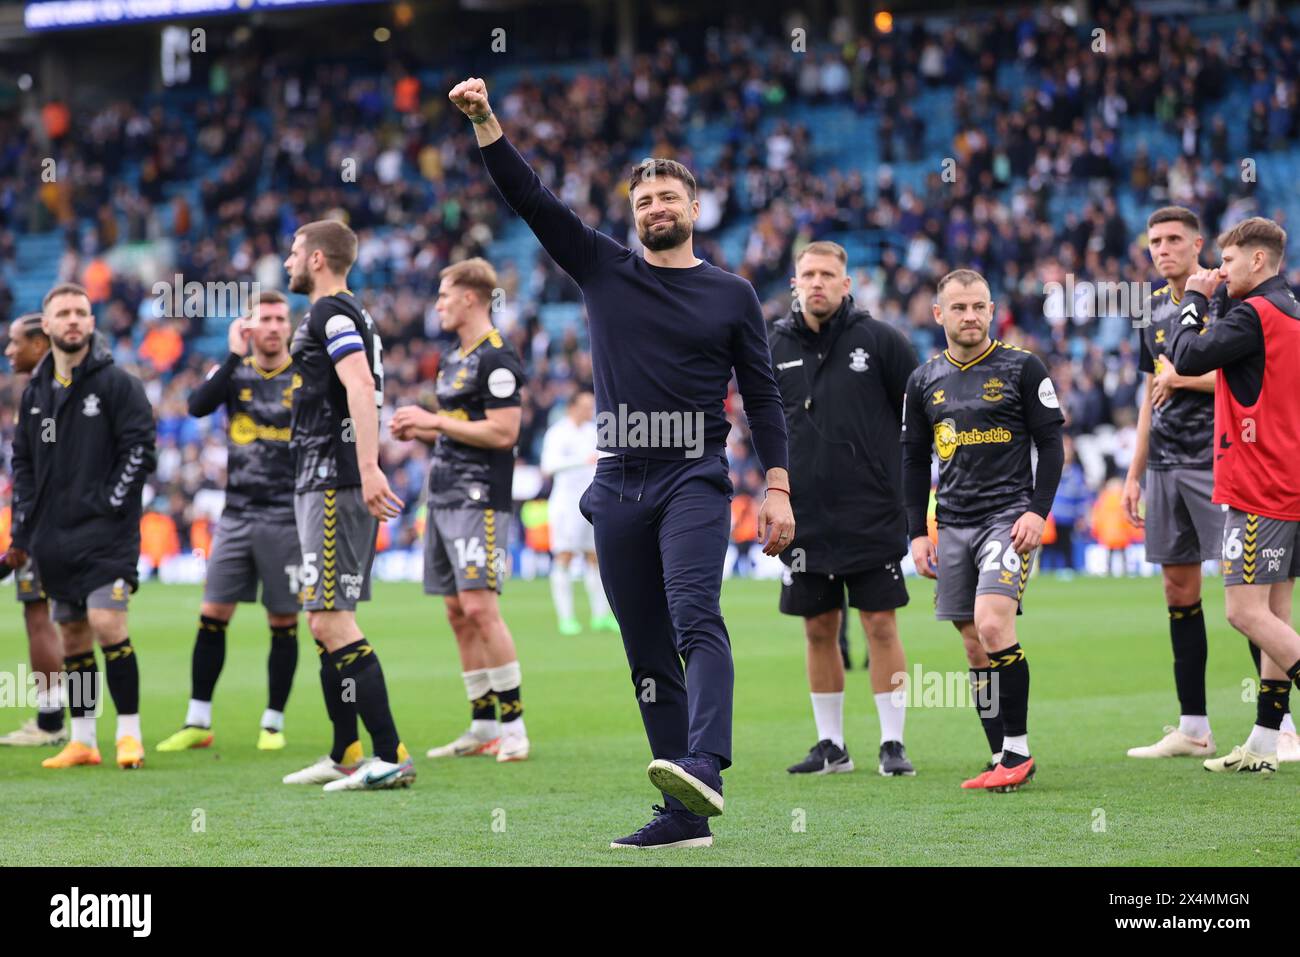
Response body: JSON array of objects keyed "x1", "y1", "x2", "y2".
[
  {"x1": 982, "y1": 756, "x2": 1036, "y2": 792},
  {"x1": 960, "y1": 762, "x2": 997, "y2": 789}
]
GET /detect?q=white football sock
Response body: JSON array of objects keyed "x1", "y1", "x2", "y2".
[
  {"x1": 261, "y1": 708, "x2": 284, "y2": 732},
  {"x1": 185, "y1": 698, "x2": 212, "y2": 728},
  {"x1": 1002, "y1": 733, "x2": 1029, "y2": 757},
  {"x1": 1246, "y1": 724, "x2": 1279, "y2": 755},
  {"x1": 874, "y1": 691, "x2": 905, "y2": 744},
  {"x1": 1282, "y1": 713, "x2": 1296, "y2": 735},
  {"x1": 549, "y1": 564, "x2": 575, "y2": 622},
  {"x1": 116, "y1": 713, "x2": 140, "y2": 742},
  {"x1": 810, "y1": 692, "x2": 845, "y2": 748},
  {"x1": 71, "y1": 716, "x2": 97, "y2": 748},
  {"x1": 584, "y1": 561, "x2": 610, "y2": 617},
  {"x1": 501, "y1": 717, "x2": 527, "y2": 739},
  {"x1": 1178, "y1": 714, "x2": 1211, "y2": 739},
  {"x1": 463, "y1": 669, "x2": 497, "y2": 738},
  {"x1": 990, "y1": 750, "x2": 1004, "y2": 764}
]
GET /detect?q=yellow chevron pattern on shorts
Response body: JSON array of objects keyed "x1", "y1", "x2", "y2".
[
  {"x1": 484, "y1": 508, "x2": 498, "y2": 590},
  {"x1": 1016, "y1": 550, "x2": 1031, "y2": 601},
  {"x1": 1243, "y1": 513, "x2": 1259, "y2": 584},
  {"x1": 322, "y1": 489, "x2": 338, "y2": 609}
]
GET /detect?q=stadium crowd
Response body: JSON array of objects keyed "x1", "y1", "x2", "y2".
[{"x1": 3, "y1": 4, "x2": 1300, "y2": 575}]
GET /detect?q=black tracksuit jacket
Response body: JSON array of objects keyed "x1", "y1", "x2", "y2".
[
  {"x1": 769, "y1": 297, "x2": 919, "y2": 574},
  {"x1": 11, "y1": 334, "x2": 157, "y2": 601}
]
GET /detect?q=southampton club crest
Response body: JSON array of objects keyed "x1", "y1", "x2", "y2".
[
  {"x1": 82, "y1": 393, "x2": 101, "y2": 417},
  {"x1": 848, "y1": 348, "x2": 869, "y2": 372}
]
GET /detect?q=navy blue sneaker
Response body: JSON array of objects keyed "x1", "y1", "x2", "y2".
[
  {"x1": 646, "y1": 755, "x2": 724, "y2": 817},
  {"x1": 609, "y1": 805, "x2": 713, "y2": 849}
]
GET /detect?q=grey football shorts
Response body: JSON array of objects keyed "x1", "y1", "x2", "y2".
[
  {"x1": 424, "y1": 506, "x2": 509, "y2": 596},
  {"x1": 204, "y1": 511, "x2": 302, "y2": 615},
  {"x1": 1144, "y1": 467, "x2": 1223, "y2": 565},
  {"x1": 1221, "y1": 508, "x2": 1300, "y2": 586},
  {"x1": 935, "y1": 512, "x2": 1035, "y2": 621},
  {"x1": 50, "y1": 579, "x2": 131, "y2": 624},
  {"x1": 14, "y1": 558, "x2": 45, "y2": 604},
  {"x1": 294, "y1": 487, "x2": 378, "y2": 612}
]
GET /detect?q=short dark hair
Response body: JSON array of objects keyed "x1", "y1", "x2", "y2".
[
  {"x1": 1217, "y1": 216, "x2": 1286, "y2": 265},
  {"x1": 13, "y1": 313, "x2": 48, "y2": 340},
  {"x1": 628, "y1": 158, "x2": 697, "y2": 203},
  {"x1": 1147, "y1": 206, "x2": 1201, "y2": 234},
  {"x1": 252, "y1": 289, "x2": 288, "y2": 308},
  {"x1": 42, "y1": 282, "x2": 91, "y2": 311},
  {"x1": 294, "y1": 219, "x2": 358, "y2": 274},
  {"x1": 936, "y1": 268, "x2": 990, "y2": 298}
]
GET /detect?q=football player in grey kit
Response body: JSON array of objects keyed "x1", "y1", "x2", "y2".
[
  {"x1": 280, "y1": 218, "x2": 413, "y2": 791},
  {"x1": 156, "y1": 290, "x2": 302, "y2": 754},
  {"x1": 1120, "y1": 207, "x2": 1296, "y2": 759},
  {"x1": 390, "y1": 258, "x2": 531, "y2": 763}
]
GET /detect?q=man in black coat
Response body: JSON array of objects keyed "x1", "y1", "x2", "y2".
[
  {"x1": 770, "y1": 242, "x2": 919, "y2": 776},
  {"x1": 6, "y1": 283, "x2": 157, "y2": 771}
]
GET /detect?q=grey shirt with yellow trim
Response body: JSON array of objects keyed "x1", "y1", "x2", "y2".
[
  {"x1": 901, "y1": 339, "x2": 1065, "y2": 534},
  {"x1": 189, "y1": 351, "x2": 298, "y2": 519},
  {"x1": 1137, "y1": 284, "x2": 1215, "y2": 471},
  {"x1": 426, "y1": 327, "x2": 525, "y2": 511}
]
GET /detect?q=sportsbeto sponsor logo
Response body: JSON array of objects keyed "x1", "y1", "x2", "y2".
[
  {"x1": 49, "y1": 887, "x2": 151, "y2": 937},
  {"x1": 595, "y1": 404, "x2": 705, "y2": 459},
  {"x1": 933, "y1": 419, "x2": 1014, "y2": 461},
  {"x1": 229, "y1": 413, "x2": 291, "y2": 445}
]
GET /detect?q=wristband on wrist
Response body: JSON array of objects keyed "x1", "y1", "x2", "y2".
[{"x1": 766, "y1": 487, "x2": 790, "y2": 497}]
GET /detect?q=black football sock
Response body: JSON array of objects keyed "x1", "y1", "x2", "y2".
[
  {"x1": 1168, "y1": 602, "x2": 1207, "y2": 716},
  {"x1": 317, "y1": 640, "x2": 359, "y2": 763},
  {"x1": 969, "y1": 667, "x2": 1003, "y2": 756},
  {"x1": 266, "y1": 624, "x2": 298, "y2": 716},
  {"x1": 1248, "y1": 639, "x2": 1263, "y2": 677},
  {"x1": 191, "y1": 616, "x2": 228, "y2": 709},
  {"x1": 102, "y1": 638, "x2": 139, "y2": 716},
  {"x1": 1258, "y1": 680, "x2": 1289, "y2": 731},
  {"x1": 36, "y1": 706, "x2": 65, "y2": 733},
  {"x1": 472, "y1": 690, "x2": 497, "y2": 723},
  {"x1": 1287, "y1": 659, "x2": 1300, "y2": 690},
  {"x1": 988, "y1": 644, "x2": 1029, "y2": 767},
  {"x1": 37, "y1": 670, "x2": 65, "y2": 732},
  {"x1": 64, "y1": 651, "x2": 98, "y2": 719},
  {"x1": 496, "y1": 686, "x2": 523, "y2": 727},
  {"x1": 331, "y1": 638, "x2": 400, "y2": 764}
]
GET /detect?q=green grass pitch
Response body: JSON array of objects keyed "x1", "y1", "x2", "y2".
[{"x1": 1, "y1": 575, "x2": 1295, "y2": 866}]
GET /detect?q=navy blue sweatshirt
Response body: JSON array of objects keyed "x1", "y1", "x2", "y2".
[{"x1": 480, "y1": 135, "x2": 788, "y2": 472}]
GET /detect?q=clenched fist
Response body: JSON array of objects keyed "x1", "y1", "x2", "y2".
[{"x1": 449, "y1": 77, "x2": 492, "y2": 120}]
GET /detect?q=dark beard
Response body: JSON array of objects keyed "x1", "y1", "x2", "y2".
[
  {"x1": 288, "y1": 270, "x2": 313, "y2": 295},
  {"x1": 639, "y1": 217, "x2": 692, "y2": 252},
  {"x1": 51, "y1": 333, "x2": 87, "y2": 354}
]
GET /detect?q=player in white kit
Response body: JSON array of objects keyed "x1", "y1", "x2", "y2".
[{"x1": 540, "y1": 390, "x2": 616, "y2": 635}]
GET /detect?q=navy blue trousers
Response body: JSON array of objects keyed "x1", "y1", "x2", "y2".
[{"x1": 581, "y1": 453, "x2": 735, "y2": 777}]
